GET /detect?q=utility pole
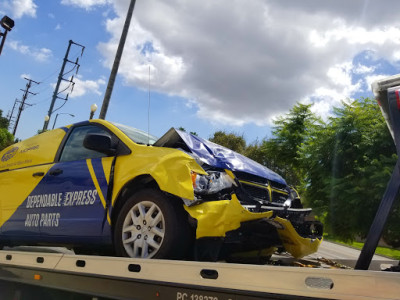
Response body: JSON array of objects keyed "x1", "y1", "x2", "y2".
[
  {"x1": 7, "y1": 98, "x2": 18, "y2": 130},
  {"x1": 42, "y1": 40, "x2": 84, "y2": 131},
  {"x1": 13, "y1": 78, "x2": 39, "y2": 136},
  {"x1": 99, "y1": 0, "x2": 136, "y2": 120},
  {"x1": 7, "y1": 99, "x2": 17, "y2": 122}
]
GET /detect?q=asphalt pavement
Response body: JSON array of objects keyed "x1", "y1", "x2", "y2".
[{"x1": 305, "y1": 240, "x2": 398, "y2": 270}]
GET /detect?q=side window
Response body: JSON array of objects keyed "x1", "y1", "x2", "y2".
[{"x1": 59, "y1": 125, "x2": 113, "y2": 162}]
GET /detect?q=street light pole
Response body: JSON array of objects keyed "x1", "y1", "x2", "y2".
[
  {"x1": 52, "y1": 113, "x2": 75, "y2": 129},
  {"x1": 90, "y1": 103, "x2": 98, "y2": 120},
  {"x1": 0, "y1": 29, "x2": 9, "y2": 56},
  {"x1": 99, "y1": 0, "x2": 136, "y2": 120},
  {"x1": 0, "y1": 15, "x2": 15, "y2": 56}
]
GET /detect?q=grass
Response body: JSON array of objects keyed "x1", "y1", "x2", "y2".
[{"x1": 326, "y1": 238, "x2": 400, "y2": 260}]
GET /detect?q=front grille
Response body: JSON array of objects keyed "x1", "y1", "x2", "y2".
[
  {"x1": 270, "y1": 181, "x2": 286, "y2": 190},
  {"x1": 234, "y1": 171, "x2": 289, "y2": 205},
  {"x1": 272, "y1": 191, "x2": 287, "y2": 204},
  {"x1": 233, "y1": 171, "x2": 268, "y2": 185},
  {"x1": 242, "y1": 184, "x2": 269, "y2": 202},
  {"x1": 240, "y1": 182, "x2": 288, "y2": 205}
]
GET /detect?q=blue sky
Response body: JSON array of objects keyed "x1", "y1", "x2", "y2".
[{"x1": 1, "y1": 0, "x2": 400, "y2": 143}]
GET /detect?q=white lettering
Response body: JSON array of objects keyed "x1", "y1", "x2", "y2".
[
  {"x1": 90, "y1": 190, "x2": 97, "y2": 204},
  {"x1": 27, "y1": 189, "x2": 98, "y2": 208},
  {"x1": 24, "y1": 213, "x2": 40, "y2": 227},
  {"x1": 177, "y1": 293, "x2": 188, "y2": 300},
  {"x1": 39, "y1": 213, "x2": 60, "y2": 227}
]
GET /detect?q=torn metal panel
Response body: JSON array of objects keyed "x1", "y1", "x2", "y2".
[
  {"x1": 184, "y1": 194, "x2": 273, "y2": 238},
  {"x1": 154, "y1": 128, "x2": 286, "y2": 185}
]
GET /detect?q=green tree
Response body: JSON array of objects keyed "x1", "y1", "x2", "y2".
[
  {"x1": 244, "y1": 141, "x2": 266, "y2": 165},
  {"x1": 0, "y1": 110, "x2": 13, "y2": 151},
  {"x1": 199, "y1": 99, "x2": 399, "y2": 245},
  {"x1": 257, "y1": 103, "x2": 319, "y2": 186},
  {"x1": 299, "y1": 98, "x2": 397, "y2": 242},
  {"x1": 209, "y1": 131, "x2": 246, "y2": 154},
  {"x1": 0, "y1": 110, "x2": 9, "y2": 129},
  {"x1": 177, "y1": 127, "x2": 197, "y2": 136},
  {"x1": 0, "y1": 128, "x2": 13, "y2": 151}
]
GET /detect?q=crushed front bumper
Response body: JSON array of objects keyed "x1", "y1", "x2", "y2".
[{"x1": 184, "y1": 194, "x2": 322, "y2": 259}]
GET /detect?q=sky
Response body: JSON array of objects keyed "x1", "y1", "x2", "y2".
[{"x1": 1, "y1": 0, "x2": 400, "y2": 143}]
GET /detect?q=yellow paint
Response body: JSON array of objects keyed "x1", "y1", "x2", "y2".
[
  {"x1": 0, "y1": 128, "x2": 66, "y2": 171},
  {"x1": 184, "y1": 194, "x2": 273, "y2": 238},
  {"x1": 0, "y1": 164, "x2": 54, "y2": 227},
  {"x1": 111, "y1": 146, "x2": 206, "y2": 205},
  {"x1": 0, "y1": 120, "x2": 321, "y2": 259},
  {"x1": 101, "y1": 157, "x2": 112, "y2": 185},
  {"x1": 89, "y1": 120, "x2": 208, "y2": 205},
  {"x1": 184, "y1": 190, "x2": 320, "y2": 258},
  {"x1": 86, "y1": 159, "x2": 111, "y2": 224},
  {"x1": 0, "y1": 120, "x2": 207, "y2": 230},
  {"x1": 274, "y1": 217, "x2": 322, "y2": 259},
  {"x1": 224, "y1": 169, "x2": 235, "y2": 180}
]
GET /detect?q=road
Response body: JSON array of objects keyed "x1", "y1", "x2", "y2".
[
  {"x1": 305, "y1": 240, "x2": 397, "y2": 270},
  {"x1": 309, "y1": 240, "x2": 390, "y2": 260}
]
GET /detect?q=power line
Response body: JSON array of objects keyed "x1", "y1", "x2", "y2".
[
  {"x1": 12, "y1": 77, "x2": 39, "y2": 136},
  {"x1": 6, "y1": 98, "x2": 18, "y2": 131},
  {"x1": 42, "y1": 40, "x2": 85, "y2": 131},
  {"x1": 31, "y1": 84, "x2": 53, "y2": 95},
  {"x1": 38, "y1": 68, "x2": 60, "y2": 83}
]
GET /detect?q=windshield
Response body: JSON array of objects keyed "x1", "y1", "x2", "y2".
[{"x1": 112, "y1": 123, "x2": 158, "y2": 145}]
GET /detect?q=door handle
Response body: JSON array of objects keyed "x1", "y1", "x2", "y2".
[
  {"x1": 49, "y1": 169, "x2": 63, "y2": 176},
  {"x1": 32, "y1": 172, "x2": 45, "y2": 177}
]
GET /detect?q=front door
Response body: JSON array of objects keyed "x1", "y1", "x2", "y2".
[{"x1": 39, "y1": 125, "x2": 114, "y2": 242}]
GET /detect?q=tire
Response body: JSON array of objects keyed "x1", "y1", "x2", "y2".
[{"x1": 114, "y1": 189, "x2": 192, "y2": 259}]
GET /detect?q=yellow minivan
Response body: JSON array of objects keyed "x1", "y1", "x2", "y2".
[{"x1": 0, "y1": 119, "x2": 322, "y2": 260}]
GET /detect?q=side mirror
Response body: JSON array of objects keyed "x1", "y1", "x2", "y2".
[{"x1": 83, "y1": 133, "x2": 117, "y2": 156}]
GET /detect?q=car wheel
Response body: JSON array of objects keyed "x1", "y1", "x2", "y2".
[{"x1": 114, "y1": 189, "x2": 192, "y2": 259}]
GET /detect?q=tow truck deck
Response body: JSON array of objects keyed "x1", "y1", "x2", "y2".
[{"x1": 0, "y1": 249, "x2": 399, "y2": 300}]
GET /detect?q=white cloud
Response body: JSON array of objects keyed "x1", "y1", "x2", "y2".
[
  {"x1": 68, "y1": 77, "x2": 106, "y2": 98},
  {"x1": 310, "y1": 100, "x2": 332, "y2": 121},
  {"x1": 35, "y1": 48, "x2": 52, "y2": 62},
  {"x1": 309, "y1": 24, "x2": 400, "y2": 47},
  {"x1": 55, "y1": 24, "x2": 61, "y2": 30},
  {"x1": 96, "y1": 0, "x2": 400, "y2": 126},
  {"x1": 354, "y1": 64, "x2": 375, "y2": 74},
  {"x1": 20, "y1": 73, "x2": 31, "y2": 80},
  {"x1": 327, "y1": 62, "x2": 354, "y2": 87},
  {"x1": 0, "y1": 0, "x2": 37, "y2": 18},
  {"x1": 54, "y1": 76, "x2": 105, "y2": 101},
  {"x1": 61, "y1": 0, "x2": 111, "y2": 10},
  {"x1": 8, "y1": 40, "x2": 52, "y2": 62}
]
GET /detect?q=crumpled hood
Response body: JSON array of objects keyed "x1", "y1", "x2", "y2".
[{"x1": 154, "y1": 128, "x2": 286, "y2": 185}]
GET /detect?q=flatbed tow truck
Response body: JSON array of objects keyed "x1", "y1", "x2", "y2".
[{"x1": 1, "y1": 75, "x2": 400, "y2": 299}]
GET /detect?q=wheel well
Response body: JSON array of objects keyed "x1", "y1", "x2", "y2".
[{"x1": 111, "y1": 175, "x2": 160, "y2": 227}]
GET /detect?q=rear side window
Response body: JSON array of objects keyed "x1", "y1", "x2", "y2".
[{"x1": 59, "y1": 125, "x2": 112, "y2": 162}]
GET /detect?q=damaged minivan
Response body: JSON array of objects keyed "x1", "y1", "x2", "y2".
[{"x1": 0, "y1": 119, "x2": 322, "y2": 261}]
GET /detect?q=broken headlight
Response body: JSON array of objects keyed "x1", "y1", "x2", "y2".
[
  {"x1": 182, "y1": 171, "x2": 236, "y2": 207},
  {"x1": 192, "y1": 171, "x2": 236, "y2": 195}
]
